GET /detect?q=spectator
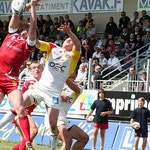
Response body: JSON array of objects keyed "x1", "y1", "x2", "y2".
[
  {"x1": 46, "y1": 15, "x2": 53, "y2": 27},
  {"x1": 39, "y1": 34, "x2": 45, "y2": 41},
  {"x1": 77, "y1": 21, "x2": 85, "y2": 39},
  {"x1": 80, "y1": 56, "x2": 89, "y2": 70},
  {"x1": 142, "y1": 28, "x2": 150, "y2": 45},
  {"x1": 105, "y1": 46, "x2": 113, "y2": 60},
  {"x1": 86, "y1": 88, "x2": 113, "y2": 150},
  {"x1": 96, "y1": 33, "x2": 107, "y2": 47},
  {"x1": 130, "y1": 97, "x2": 150, "y2": 150},
  {"x1": 92, "y1": 46, "x2": 101, "y2": 59},
  {"x1": 81, "y1": 33, "x2": 88, "y2": 49},
  {"x1": 81, "y1": 44, "x2": 90, "y2": 61},
  {"x1": 106, "y1": 39, "x2": 116, "y2": 52},
  {"x1": 64, "y1": 15, "x2": 74, "y2": 29},
  {"x1": 118, "y1": 27, "x2": 129, "y2": 49},
  {"x1": 1, "y1": 20, "x2": 8, "y2": 34},
  {"x1": 0, "y1": 18, "x2": 3, "y2": 29},
  {"x1": 59, "y1": 16, "x2": 65, "y2": 24},
  {"x1": 136, "y1": 34, "x2": 144, "y2": 53},
  {"x1": 37, "y1": 15, "x2": 46, "y2": 29},
  {"x1": 48, "y1": 25, "x2": 58, "y2": 42},
  {"x1": 87, "y1": 34, "x2": 97, "y2": 58},
  {"x1": 92, "y1": 65, "x2": 103, "y2": 89},
  {"x1": 124, "y1": 33, "x2": 136, "y2": 53},
  {"x1": 40, "y1": 51, "x2": 47, "y2": 68},
  {"x1": 19, "y1": 61, "x2": 31, "y2": 80},
  {"x1": 105, "y1": 17, "x2": 118, "y2": 36},
  {"x1": 127, "y1": 66, "x2": 138, "y2": 91},
  {"x1": 54, "y1": 34, "x2": 63, "y2": 47},
  {"x1": 115, "y1": 46, "x2": 124, "y2": 59},
  {"x1": 118, "y1": 11, "x2": 130, "y2": 32},
  {"x1": 107, "y1": 52, "x2": 122, "y2": 78},
  {"x1": 130, "y1": 11, "x2": 140, "y2": 26},
  {"x1": 39, "y1": 24, "x2": 50, "y2": 37},
  {"x1": 86, "y1": 21, "x2": 96, "y2": 39},
  {"x1": 143, "y1": 18, "x2": 150, "y2": 32},
  {"x1": 133, "y1": 26, "x2": 142, "y2": 38},
  {"x1": 53, "y1": 17, "x2": 60, "y2": 29},
  {"x1": 92, "y1": 58, "x2": 100, "y2": 73},
  {"x1": 75, "y1": 63, "x2": 87, "y2": 85},
  {"x1": 139, "y1": 72, "x2": 147, "y2": 91},
  {"x1": 83, "y1": 12, "x2": 96, "y2": 30},
  {"x1": 123, "y1": 50, "x2": 133, "y2": 70},
  {"x1": 139, "y1": 10, "x2": 149, "y2": 25},
  {"x1": 99, "y1": 52, "x2": 107, "y2": 69}
]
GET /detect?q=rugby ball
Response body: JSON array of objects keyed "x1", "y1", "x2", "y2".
[
  {"x1": 133, "y1": 122, "x2": 140, "y2": 130},
  {"x1": 88, "y1": 116, "x2": 94, "y2": 122},
  {"x1": 11, "y1": 0, "x2": 26, "y2": 16}
]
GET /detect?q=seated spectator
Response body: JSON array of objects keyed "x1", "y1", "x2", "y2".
[
  {"x1": 54, "y1": 34, "x2": 63, "y2": 47},
  {"x1": 81, "y1": 33, "x2": 88, "y2": 49},
  {"x1": 64, "y1": 15, "x2": 75, "y2": 29},
  {"x1": 123, "y1": 50, "x2": 133, "y2": 70},
  {"x1": 1, "y1": 20, "x2": 8, "y2": 34},
  {"x1": 130, "y1": 11, "x2": 140, "y2": 26},
  {"x1": 133, "y1": 26, "x2": 143, "y2": 38},
  {"x1": 87, "y1": 34, "x2": 97, "y2": 58},
  {"x1": 99, "y1": 52, "x2": 107, "y2": 69},
  {"x1": 83, "y1": 12, "x2": 96, "y2": 30},
  {"x1": 92, "y1": 46, "x2": 101, "y2": 59},
  {"x1": 37, "y1": 15, "x2": 46, "y2": 29},
  {"x1": 92, "y1": 65, "x2": 103, "y2": 89},
  {"x1": 142, "y1": 18, "x2": 150, "y2": 32},
  {"x1": 46, "y1": 15, "x2": 53, "y2": 27},
  {"x1": 118, "y1": 11, "x2": 130, "y2": 32},
  {"x1": 105, "y1": 46, "x2": 113, "y2": 59},
  {"x1": 81, "y1": 44, "x2": 90, "y2": 61},
  {"x1": 139, "y1": 71, "x2": 147, "y2": 91},
  {"x1": 118, "y1": 27, "x2": 129, "y2": 49},
  {"x1": 39, "y1": 34, "x2": 45, "y2": 41},
  {"x1": 75, "y1": 63, "x2": 87, "y2": 85},
  {"x1": 48, "y1": 25, "x2": 59, "y2": 42},
  {"x1": 80, "y1": 56, "x2": 89, "y2": 70},
  {"x1": 92, "y1": 58, "x2": 100, "y2": 73},
  {"x1": 115, "y1": 46, "x2": 124, "y2": 59},
  {"x1": 96, "y1": 33, "x2": 107, "y2": 47},
  {"x1": 77, "y1": 24, "x2": 85, "y2": 39},
  {"x1": 53, "y1": 17, "x2": 60, "y2": 29},
  {"x1": 99, "y1": 44, "x2": 106, "y2": 53},
  {"x1": 106, "y1": 52, "x2": 122, "y2": 78},
  {"x1": 124, "y1": 33, "x2": 136, "y2": 53},
  {"x1": 127, "y1": 66, "x2": 138, "y2": 91},
  {"x1": 86, "y1": 21, "x2": 96, "y2": 39},
  {"x1": 106, "y1": 39, "x2": 116, "y2": 52},
  {"x1": 136, "y1": 34, "x2": 144, "y2": 53},
  {"x1": 139, "y1": 10, "x2": 149, "y2": 25},
  {"x1": 142, "y1": 28, "x2": 150, "y2": 45},
  {"x1": 59, "y1": 16, "x2": 65, "y2": 24},
  {"x1": 19, "y1": 61, "x2": 31, "y2": 80},
  {"x1": 40, "y1": 51, "x2": 47, "y2": 68},
  {"x1": 105, "y1": 17, "x2": 118, "y2": 36},
  {"x1": 39, "y1": 24, "x2": 50, "y2": 37}
]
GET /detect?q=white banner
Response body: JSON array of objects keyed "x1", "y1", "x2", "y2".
[
  {"x1": 72, "y1": 0, "x2": 123, "y2": 13},
  {"x1": 138, "y1": 0, "x2": 150, "y2": 11},
  {"x1": 0, "y1": 0, "x2": 123, "y2": 16}
]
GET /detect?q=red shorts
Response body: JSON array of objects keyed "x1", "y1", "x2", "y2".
[
  {"x1": 94, "y1": 123, "x2": 108, "y2": 129},
  {"x1": 0, "y1": 75, "x2": 19, "y2": 95}
]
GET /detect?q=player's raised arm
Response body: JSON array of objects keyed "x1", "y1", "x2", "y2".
[{"x1": 58, "y1": 24, "x2": 81, "y2": 51}]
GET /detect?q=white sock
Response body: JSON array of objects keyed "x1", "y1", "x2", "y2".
[
  {"x1": 0, "y1": 109, "x2": 16, "y2": 128},
  {"x1": 50, "y1": 134, "x2": 58, "y2": 150}
]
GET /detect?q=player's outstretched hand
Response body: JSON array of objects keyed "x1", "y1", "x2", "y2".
[
  {"x1": 31, "y1": 0, "x2": 42, "y2": 6},
  {"x1": 57, "y1": 23, "x2": 71, "y2": 33}
]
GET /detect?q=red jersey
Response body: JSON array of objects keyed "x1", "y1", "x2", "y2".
[
  {"x1": 22, "y1": 76, "x2": 37, "y2": 114},
  {"x1": 0, "y1": 31, "x2": 34, "y2": 77}
]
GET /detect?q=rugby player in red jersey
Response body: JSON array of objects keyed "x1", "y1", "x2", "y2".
[
  {"x1": 12, "y1": 61, "x2": 43, "y2": 150},
  {"x1": 0, "y1": 0, "x2": 41, "y2": 149}
]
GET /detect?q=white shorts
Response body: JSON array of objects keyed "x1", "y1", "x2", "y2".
[
  {"x1": 27, "y1": 87, "x2": 60, "y2": 110},
  {"x1": 57, "y1": 119, "x2": 74, "y2": 130}
]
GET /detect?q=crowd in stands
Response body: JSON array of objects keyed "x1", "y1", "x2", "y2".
[{"x1": 0, "y1": 10, "x2": 150, "y2": 90}]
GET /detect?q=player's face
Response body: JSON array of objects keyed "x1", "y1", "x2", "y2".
[
  {"x1": 99, "y1": 91, "x2": 104, "y2": 100},
  {"x1": 63, "y1": 38, "x2": 74, "y2": 51},
  {"x1": 30, "y1": 63, "x2": 43, "y2": 80},
  {"x1": 138, "y1": 100, "x2": 144, "y2": 108}
]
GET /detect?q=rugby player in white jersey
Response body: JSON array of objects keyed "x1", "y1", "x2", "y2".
[{"x1": 45, "y1": 70, "x2": 89, "y2": 150}]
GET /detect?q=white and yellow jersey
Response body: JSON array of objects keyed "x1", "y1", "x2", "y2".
[
  {"x1": 34, "y1": 41, "x2": 80, "y2": 98},
  {"x1": 58, "y1": 84, "x2": 83, "y2": 122}
]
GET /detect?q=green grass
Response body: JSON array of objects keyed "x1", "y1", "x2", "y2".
[{"x1": 0, "y1": 140, "x2": 62, "y2": 150}]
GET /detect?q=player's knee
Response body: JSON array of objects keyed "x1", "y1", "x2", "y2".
[
  {"x1": 82, "y1": 133, "x2": 89, "y2": 144},
  {"x1": 15, "y1": 106, "x2": 25, "y2": 116},
  {"x1": 50, "y1": 123, "x2": 57, "y2": 133}
]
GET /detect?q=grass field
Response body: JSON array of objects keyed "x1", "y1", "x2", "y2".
[{"x1": 0, "y1": 140, "x2": 61, "y2": 150}]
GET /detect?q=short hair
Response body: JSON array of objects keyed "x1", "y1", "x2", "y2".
[
  {"x1": 138, "y1": 97, "x2": 145, "y2": 104},
  {"x1": 97, "y1": 88, "x2": 106, "y2": 99},
  {"x1": 29, "y1": 61, "x2": 41, "y2": 70}
]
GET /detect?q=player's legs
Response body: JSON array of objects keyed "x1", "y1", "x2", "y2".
[
  {"x1": 58, "y1": 124, "x2": 72, "y2": 150},
  {"x1": 0, "y1": 92, "x2": 4, "y2": 104},
  {"x1": 100, "y1": 129, "x2": 106, "y2": 150},
  {"x1": 69, "y1": 125, "x2": 89, "y2": 150},
  {"x1": 46, "y1": 106, "x2": 59, "y2": 150},
  {"x1": 93, "y1": 127, "x2": 99, "y2": 150},
  {"x1": 134, "y1": 137, "x2": 139, "y2": 150},
  {"x1": 142, "y1": 137, "x2": 147, "y2": 150}
]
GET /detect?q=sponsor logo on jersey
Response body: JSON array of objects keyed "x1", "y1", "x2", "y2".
[
  {"x1": 52, "y1": 97, "x2": 59, "y2": 104},
  {"x1": 65, "y1": 53, "x2": 71, "y2": 58},
  {"x1": 48, "y1": 61, "x2": 66, "y2": 73},
  {"x1": 12, "y1": 80, "x2": 17, "y2": 86}
]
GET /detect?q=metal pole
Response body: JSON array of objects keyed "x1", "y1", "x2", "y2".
[
  {"x1": 88, "y1": 58, "x2": 92, "y2": 89},
  {"x1": 146, "y1": 59, "x2": 150, "y2": 92},
  {"x1": 135, "y1": 50, "x2": 139, "y2": 74}
]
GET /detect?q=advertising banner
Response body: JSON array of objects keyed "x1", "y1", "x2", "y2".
[
  {"x1": 112, "y1": 123, "x2": 150, "y2": 150},
  {"x1": 0, "y1": 0, "x2": 123, "y2": 16},
  {"x1": 138, "y1": 0, "x2": 150, "y2": 11},
  {"x1": 0, "y1": 113, "x2": 119, "y2": 149}
]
